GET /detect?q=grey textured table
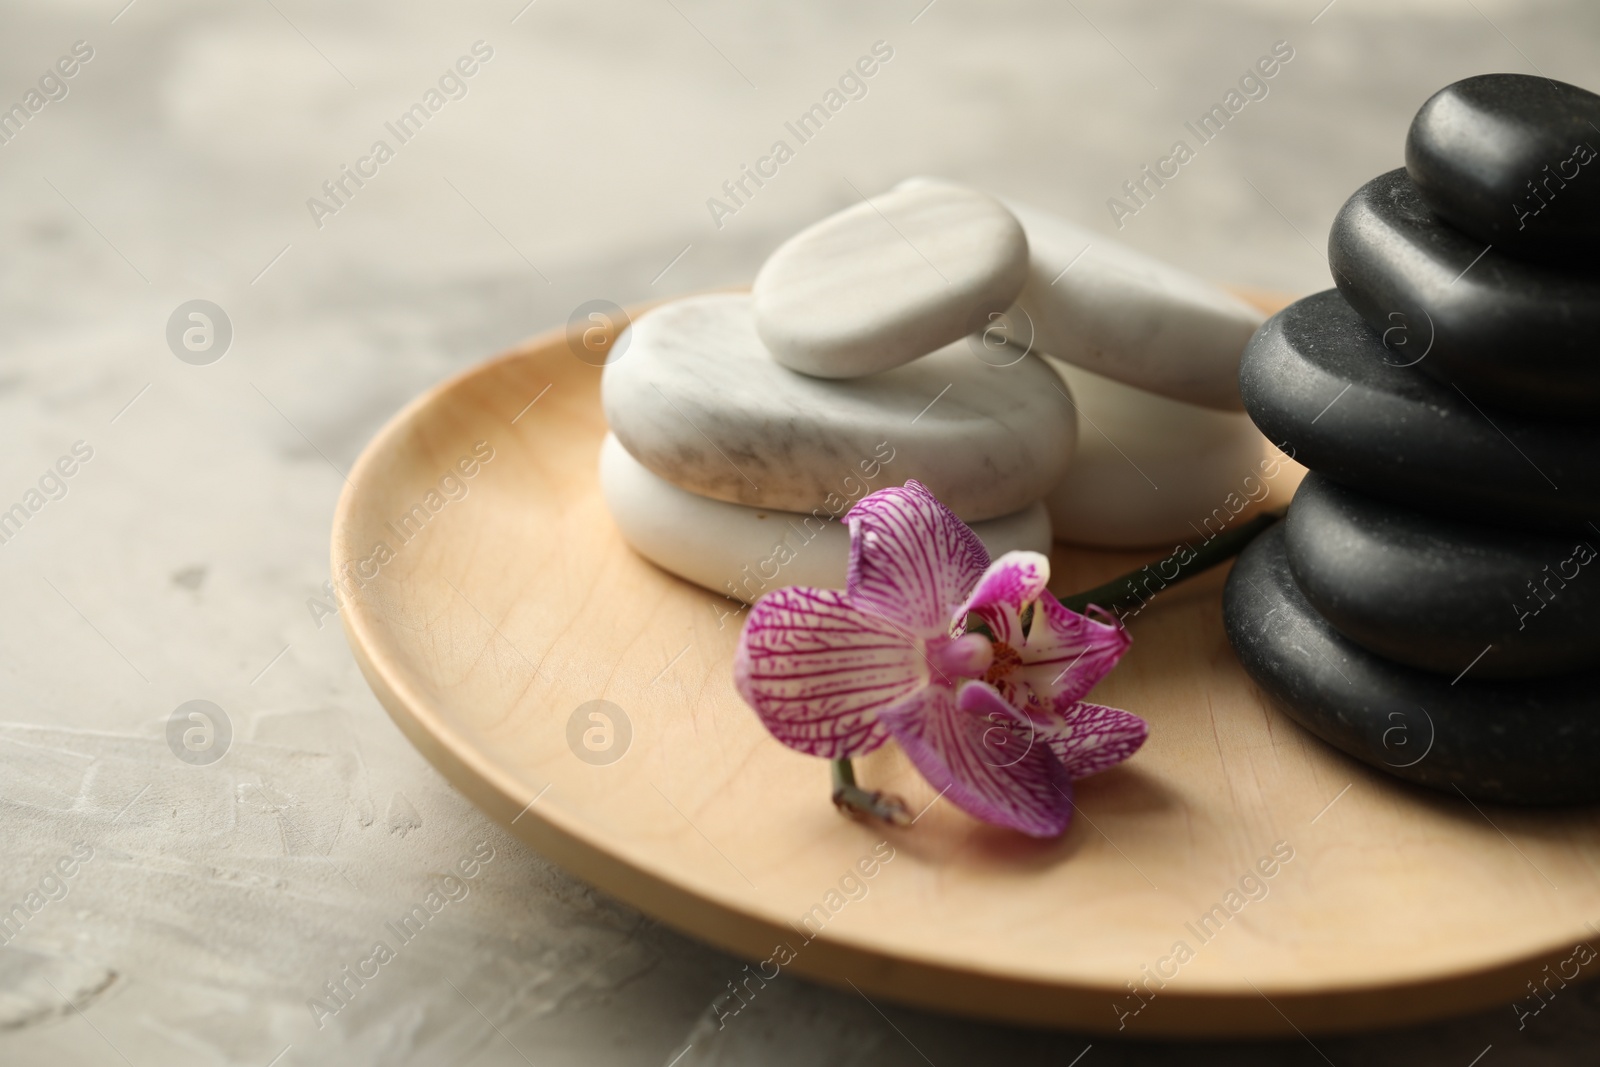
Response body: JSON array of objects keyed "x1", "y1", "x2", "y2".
[{"x1": 1, "y1": 1, "x2": 1595, "y2": 1063}]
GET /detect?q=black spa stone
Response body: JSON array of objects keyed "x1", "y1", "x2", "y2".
[
  {"x1": 1239, "y1": 289, "x2": 1600, "y2": 531},
  {"x1": 1284, "y1": 473, "x2": 1600, "y2": 679},
  {"x1": 1223, "y1": 526, "x2": 1600, "y2": 805},
  {"x1": 1406, "y1": 73, "x2": 1600, "y2": 261},
  {"x1": 1328, "y1": 169, "x2": 1600, "y2": 418}
]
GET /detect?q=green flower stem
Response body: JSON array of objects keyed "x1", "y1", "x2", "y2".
[
  {"x1": 1057, "y1": 507, "x2": 1287, "y2": 619},
  {"x1": 831, "y1": 758, "x2": 912, "y2": 826},
  {"x1": 830, "y1": 508, "x2": 1286, "y2": 826}
]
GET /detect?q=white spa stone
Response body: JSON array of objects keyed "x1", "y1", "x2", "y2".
[
  {"x1": 751, "y1": 178, "x2": 1029, "y2": 378},
  {"x1": 600, "y1": 433, "x2": 1053, "y2": 603},
  {"x1": 600, "y1": 292, "x2": 1076, "y2": 522},
  {"x1": 1000, "y1": 194, "x2": 1265, "y2": 411},
  {"x1": 1043, "y1": 357, "x2": 1283, "y2": 548}
]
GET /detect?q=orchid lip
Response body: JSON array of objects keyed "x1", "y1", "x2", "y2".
[{"x1": 925, "y1": 632, "x2": 993, "y2": 687}]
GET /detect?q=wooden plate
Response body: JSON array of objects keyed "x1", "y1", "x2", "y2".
[{"x1": 333, "y1": 300, "x2": 1600, "y2": 1037}]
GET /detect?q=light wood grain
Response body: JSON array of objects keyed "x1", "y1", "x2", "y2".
[{"x1": 333, "y1": 299, "x2": 1600, "y2": 1037}]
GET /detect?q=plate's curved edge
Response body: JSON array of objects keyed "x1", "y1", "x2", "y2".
[
  {"x1": 330, "y1": 316, "x2": 1587, "y2": 1038},
  {"x1": 341, "y1": 617, "x2": 1579, "y2": 1038}
]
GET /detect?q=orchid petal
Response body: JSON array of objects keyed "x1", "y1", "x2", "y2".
[
  {"x1": 845, "y1": 480, "x2": 990, "y2": 639},
  {"x1": 879, "y1": 681, "x2": 1074, "y2": 838},
  {"x1": 1010, "y1": 597, "x2": 1131, "y2": 709},
  {"x1": 1039, "y1": 698, "x2": 1149, "y2": 780},
  {"x1": 733, "y1": 585, "x2": 924, "y2": 758},
  {"x1": 959, "y1": 550, "x2": 1051, "y2": 646}
]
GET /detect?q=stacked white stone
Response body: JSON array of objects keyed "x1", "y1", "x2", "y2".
[
  {"x1": 599, "y1": 177, "x2": 1268, "y2": 601},
  {"x1": 995, "y1": 193, "x2": 1271, "y2": 547}
]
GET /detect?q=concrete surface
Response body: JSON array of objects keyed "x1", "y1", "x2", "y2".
[{"x1": 1, "y1": 0, "x2": 1596, "y2": 1063}]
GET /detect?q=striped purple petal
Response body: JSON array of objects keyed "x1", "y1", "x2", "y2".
[
  {"x1": 733, "y1": 585, "x2": 924, "y2": 758},
  {"x1": 879, "y1": 681, "x2": 1075, "y2": 838},
  {"x1": 1010, "y1": 597, "x2": 1131, "y2": 709},
  {"x1": 959, "y1": 550, "x2": 1051, "y2": 647},
  {"x1": 845, "y1": 480, "x2": 990, "y2": 638},
  {"x1": 1038, "y1": 697, "x2": 1148, "y2": 780}
]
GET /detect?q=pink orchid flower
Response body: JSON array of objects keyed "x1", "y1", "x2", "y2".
[{"x1": 733, "y1": 480, "x2": 1147, "y2": 837}]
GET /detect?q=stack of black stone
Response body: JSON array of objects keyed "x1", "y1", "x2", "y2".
[{"x1": 1224, "y1": 73, "x2": 1600, "y2": 804}]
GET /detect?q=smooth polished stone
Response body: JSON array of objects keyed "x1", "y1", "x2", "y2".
[
  {"x1": 751, "y1": 177, "x2": 1028, "y2": 378},
  {"x1": 599, "y1": 433, "x2": 1052, "y2": 604},
  {"x1": 1285, "y1": 473, "x2": 1600, "y2": 679},
  {"x1": 1329, "y1": 168, "x2": 1600, "y2": 416},
  {"x1": 1407, "y1": 73, "x2": 1600, "y2": 261},
  {"x1": 1043, "y1": 358, "x2": 1288, "y2": 548},
  {"x1": 1223, "y1": 526, "x2": 1600, "y2": 805},
  {"x1": 1002, "y1": 195, "x2": 1264, "y2": 412},
  {"x1": 601, "y1": 293, "x2": 1076, "y2": 522},
  {"x1": 1239, "y1": 289, "x2": 1600, "y2": 531}
]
